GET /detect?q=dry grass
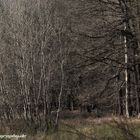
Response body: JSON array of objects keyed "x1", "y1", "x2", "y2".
[{"x1": 1, "y1": 115, "x2": 140, "y2": 140}]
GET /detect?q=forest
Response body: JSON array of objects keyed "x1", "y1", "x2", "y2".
[{"x1": 0, "y1": 0, "x2": 140, "y2": 140}]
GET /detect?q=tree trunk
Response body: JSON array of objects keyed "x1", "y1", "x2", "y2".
[{"x1": 124, "y1": 22, "x2": 130, "y2": 118}]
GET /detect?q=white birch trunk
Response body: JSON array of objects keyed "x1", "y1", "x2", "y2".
[{"x1": 124, "y1": 23, "x2": 129, "y2": 118}]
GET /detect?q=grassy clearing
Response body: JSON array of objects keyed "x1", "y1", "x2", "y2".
[
  {"x1": 24, "y1": 122, "x2": 140, "y2": 140},
  {"x1": 0, "y1": 118, "x2": 140, "y2": 140},
  {"x1": 31, "y1": 119, "x2": 140, "y2": 140}
]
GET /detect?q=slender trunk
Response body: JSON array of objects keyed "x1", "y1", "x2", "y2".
[
  {"x1": 118, "y1": 89, "x2": 123, "y2": 115},
  {"x1": 124, "y1": 23, "x2": 130, "y2": 118},
  {"x1": 134, "y1": 63, "x2": 140, "y2": 115},
  {"x1": 71, "y1": 101, "x2": 74, "y2": 111},
  {"x1": 55, "y1": 60, "x2": 64, "y2": 127},
  {"x1": 135, "y1": 68, "x2": 140, "y2": 115},
  {"x1": 55, "y1": 30, "x2": 65, "y2": 128}
]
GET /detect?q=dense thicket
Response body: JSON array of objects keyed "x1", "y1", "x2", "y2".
[{"x1": 0, "y1": 0, "x2": 140, "y2": 129}]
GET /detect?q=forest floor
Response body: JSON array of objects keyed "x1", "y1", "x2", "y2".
[
  {"x1": 1, "y1": 111, "x2": 140, "y2": 140},
  {"x1": 59, "y1": 110, "x2": 140, "y2": 125},
  {"x1": 45, "y1": 116, "x2": 140, "y2": 140},
  {"x1": 61, "y1": 116, "x2": 140, "y2": 125}
]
